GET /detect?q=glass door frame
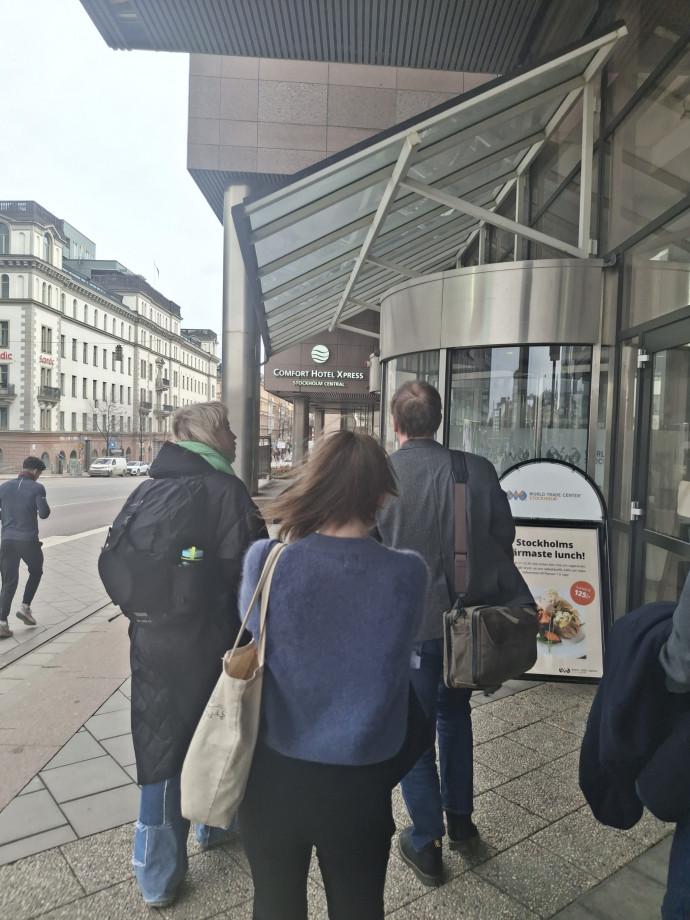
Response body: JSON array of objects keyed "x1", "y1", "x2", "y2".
[{"x1": 630, "y1": 316, "x2": 690, "y2": 607}]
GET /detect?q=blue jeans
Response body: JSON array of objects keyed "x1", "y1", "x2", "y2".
[
  {"x1": 401, "y1": 638, "x2": 473, "y2": 851},
  {"x1": 132, "y1": 773, "x2": 236, "y2": 904},
  {"x1": 663, "y1": 820, "x2": 690, "y2": 920}
]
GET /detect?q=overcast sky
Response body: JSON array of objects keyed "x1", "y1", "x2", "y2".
[{"x1": 2, "y1": 0, "x2": 224, "y2": 337}]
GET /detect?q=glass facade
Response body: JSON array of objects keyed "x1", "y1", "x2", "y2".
[
  {"x1": 448, "y1": 345, "x2": 592, "y2": 476},
  {"x1": 382, "y1": 352, "x2": 440, "y2": 453}
]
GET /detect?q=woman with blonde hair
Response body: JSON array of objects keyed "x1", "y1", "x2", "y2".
[
  {"x1": 238, "y1": 429, "x2": 427, "y2": 920},
  {"x1": 124, "y1": 401, "x2": 267, "y2": 907}
]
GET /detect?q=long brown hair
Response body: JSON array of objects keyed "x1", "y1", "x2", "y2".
[{"x1": 267, "y1": 430, "x2": 398, "y2": 542}]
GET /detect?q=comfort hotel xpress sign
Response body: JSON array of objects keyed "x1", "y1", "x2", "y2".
[{"x1": 268, "y1": 345, "x2": 367, "y2": 394}]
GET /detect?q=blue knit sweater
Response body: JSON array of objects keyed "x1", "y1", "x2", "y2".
[{"x1": 239, "y1": 534, "x2": 427, "y2": 766}]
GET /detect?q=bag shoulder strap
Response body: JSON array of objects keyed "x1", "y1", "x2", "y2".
[
  {"x1": 228, "y1": 541, "x2": 286, "y2": 663},
  {"x1": 450, "y1": 450, "x2": 468, "y2": 597}
]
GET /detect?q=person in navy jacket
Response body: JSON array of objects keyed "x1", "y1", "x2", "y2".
[
  {"x1": 0, "y1": 456, "x2": 50, "y2": 636},
  {"x1": 659, "y1": 571, "x2": 690, "y2": 920}
]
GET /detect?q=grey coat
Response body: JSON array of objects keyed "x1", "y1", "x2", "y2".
[{"x1": 376, "y1": 438, "x2": 533, "y2": 642}]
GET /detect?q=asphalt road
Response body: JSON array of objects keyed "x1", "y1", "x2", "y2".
[{"x1": 37, "y1": 475, "x2": 143, "y2": 538}]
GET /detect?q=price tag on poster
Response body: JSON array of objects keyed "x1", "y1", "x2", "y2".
[{"x1": 500, "y1": 460, "x2": 610, "y2": 681}]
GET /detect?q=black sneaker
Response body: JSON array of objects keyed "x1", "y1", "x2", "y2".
[
  {"x1": 446, "y1": 811, "x2": 478, "y2": 849},
  {"x1": 398, "y1": 826, "x2": 443, "y2": 886}
]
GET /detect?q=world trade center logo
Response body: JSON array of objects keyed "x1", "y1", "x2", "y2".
[{"x1": 505, "y1": 489, "x2": 527, "y2": 501}]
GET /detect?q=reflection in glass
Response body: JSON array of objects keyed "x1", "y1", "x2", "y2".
[
  {"x1": 448, "y1": 345, "x2": 592, "y2": 475},
  {"x1": 382, "y1": 352, "x2": 440, "y2": 454},
  {"x1": 646, "y1": 344, "x2": 690, "y2": 540},
  {"x1": 643, "y1": 542, "x2": 690, "y2": 606},
  {"x1": 612, "y1": 339, "x2": 638, "y2": 520}
]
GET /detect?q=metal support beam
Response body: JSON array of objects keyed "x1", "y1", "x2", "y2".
[
  {"x1": 329, "y1": 132, "x2": 421, "y2": 331},
  {"x1": 348, "y1": 297, "x2": 381, "y2": 313},
  {"x1": 367, "y1": 255, "x2": 423, "y2": 279},
  {"x1": 336, "y1": 323, "x2": 380, "y2": 339},
  {"x1": 579, "y1": 79, "x2": 595, "y2": 253},
  {"x1": 514, "y1": 174, "x2": 526, "y2": 261},
  {"x1": 400, "y1": 177, "x2": 590, "y2": 259}
]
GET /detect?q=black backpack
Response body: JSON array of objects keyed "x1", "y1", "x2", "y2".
[{"x1": 98, "y1": 475, "x2": 211, "y2": 618}]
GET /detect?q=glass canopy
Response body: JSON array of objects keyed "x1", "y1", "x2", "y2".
[{"x1": 233, "y1": 24, "x2": 627, "y2": 356}]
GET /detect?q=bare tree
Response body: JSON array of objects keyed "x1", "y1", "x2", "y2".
[{"x1": 87, "y1": 400, "x2": 124, "y2": 456}]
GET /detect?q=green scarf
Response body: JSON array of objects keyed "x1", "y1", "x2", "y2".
[{"x1": 177, "y1": 441, "x2": 235, "y2": 476}]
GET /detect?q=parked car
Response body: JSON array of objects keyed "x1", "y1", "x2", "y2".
[
  {"x1": 88, "y1": 457, "x2": 127, "y2": 477},
  {"x1": 126, "y1": 460, "x2": 149, "y2": 477}
]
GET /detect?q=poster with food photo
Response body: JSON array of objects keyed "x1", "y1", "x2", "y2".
[{"x1": 512, "y1": 524, "x2": 604, "y2": 678}]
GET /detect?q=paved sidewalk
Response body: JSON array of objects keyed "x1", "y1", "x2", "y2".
[{"x1": 0, "y1": 475, "x2": 675, "y2": 919}]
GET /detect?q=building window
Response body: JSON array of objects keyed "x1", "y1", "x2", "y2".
[
  {"x1": 92, "y1": 380, "x2": 97, "y2": 400},
  {"x1": 140, "y1": 359, "x2": 146, "y2": 378},
  {"x1": 102, "y1": 382, "x2": 107, "y2": 402},
  {"x1": 119, "y1": 416, "x2": 123, "y2": 432},
  {"x1": 120, "y1": 385, "x2": 124, "y2": 403},
  {"x1": 93, "y1": 346, "x2": 97, "y2": 366},
  {"x1": 40, "y1": 408, "x2": 52, "y2": 431},
  {"x1": 102, "y1": 413, "x2": 106, "y2": 430},
  {"x1": 41, "y1": 282, "x2": 47, "y2": 304},
  {"x1": 47, "y1": 285, "x2": 52, "y2": 306},
  {"x1": 111, "y1": 383, "x2": 116, "y2": 402},
  {"x1": 60, "y1": 335, "x2": 66, "y2": 358},
  {"x1": 127, "y1": 387, "x2": 131, "y2": 405},
  {"x1": 0, "y1": 365, "x2": 8, "y2": 388},
  {"x1": 0, "y1": 321, "x2": 8, "y2": 347},
  {"x1": 71, "y1": 338, "x2": 77, "y2": 360},
  {"x1": 103, "y1": 349, "x2": 107, "y2": 368},
  {"x1": 71, "y1": 376, "x2": 77, "y2": 397},
  {"x1": 0, "y1": 275, "x2": 8, "y2": 299},
  {"x1": 60, "y1": 293, "x2": 66, "y2": 313},
  {"x1": 128, "y1": 357, "x2": 132, "y2": 375},
  {"x1": 92, "y1": 413, "x2": 98, "y2": 429},
  {"x1": 94, "y1": 309, "x2": 98, "y2": 328},
  {"x1": 83, "y1": 342, "x2": 87, "y2": 363},
  {"x1": 59, "y1": 411, "x2": 65, "y2": 431},
  {"x1": 71, "y1": 412, "x2": 77, "y2": 431},
  {"x1": 73, "y1": 299, "x2": 78, "y2": 318},
  {"x1": 59, "y1": 373, "x2": 65, "y2": 395},
  {"x1": 84, "y1": 305, "x2": 88, "y2": 323},
  {"x1": 43, "y1": 233, "x2": 52, "y2": 263},
  {"x1": 41, "y1": 326, "x2": 52, "y2": 353},
  {"x1": 0, "y1": 407, "x2": 7, "y2": 430},
  {"x1": 82, "y1": 413, "x2": 87, "y2": 430},
  {"x1": 0, "y1": 223, "x2": 9, "y2": 254},
  {"x1": 82, "y1": 378, "x2": 87, "y2": 398}
]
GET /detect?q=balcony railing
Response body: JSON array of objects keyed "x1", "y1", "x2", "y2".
[
  {"x1": 0, "y1": 384, "x2": 16, "y2": 406},
  {"x1": 37, "y1": 386, "x2": 60, "y2": 403},
  {"x1": 155, "y1": 377, "x2": 170, "y2": 390},
  {"x1": 163, "y1": 404, "x2": 174, "y2": 412},
  {"x1": 139, "y1": 401, "x2": 152, "y2": 412}
]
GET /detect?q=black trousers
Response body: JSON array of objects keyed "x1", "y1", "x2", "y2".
[
  {"x1": 239, "y1": 743, "x2": 397, "y2": 920},
  {"x1": 0, "y1": 540, "x2": 44, "y2": 619}
]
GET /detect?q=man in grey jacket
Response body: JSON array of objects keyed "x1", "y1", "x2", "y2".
[
  {"x1": 0, "y1": 456, "x2": 50, "y2": 637},
  {"x1": 377, "y1": 380, "x2": 533, "y2": 886}
]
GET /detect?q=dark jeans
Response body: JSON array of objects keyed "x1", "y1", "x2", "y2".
[
  {"x1": 0, "y1": 540, "x2": 44, "y2": 619},
  {"x1": 239, "y1": 743, "x2": 396, "y2": 920},
  {"x1": 401, "y1": 637, "x2": 473, "y2": 850}
]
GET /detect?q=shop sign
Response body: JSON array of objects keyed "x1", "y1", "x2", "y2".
[
  {"x1": 39, "y1": 354, "x2": 55, "y2": 366},
  {"x1": 0, "y1": 349, "x2": 13, "y2": 360},
  {"x1": 502, "y1": 460, "x2": 603, "y2": 521}
]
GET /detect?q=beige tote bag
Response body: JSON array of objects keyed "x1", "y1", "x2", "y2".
[{"x1": 181, "y1": 542, "x2": 285, "y2": 828}]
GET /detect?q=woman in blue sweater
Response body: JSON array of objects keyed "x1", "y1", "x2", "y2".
[{"x1": 238, "y1": 430, "x2": 427, "y2": 920}]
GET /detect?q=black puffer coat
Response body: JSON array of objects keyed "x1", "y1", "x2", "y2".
[{"x1": 128, "y1": 442, "x2": 268, "y2": 785}]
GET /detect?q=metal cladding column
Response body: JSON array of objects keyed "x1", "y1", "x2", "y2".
[
  {"x1": 292, "y1": 396, "x2": 310, "y2": 468},
  {"x1": 313, "y1": 408, "x2": 325, "y2": 444},
  {"x1": 222, "y1": 184, "x2": 259, "y2": 492}
]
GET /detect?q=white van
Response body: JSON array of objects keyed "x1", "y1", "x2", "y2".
[{"x1": 88, "y1": 457, "x2": 127, "y2": 477}]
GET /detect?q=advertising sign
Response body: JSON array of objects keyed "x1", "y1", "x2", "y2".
[
  {"x1": 514, "y1": 524, "x2": 604, "y2": 679},
  {"x1": 500, "y1": 459, "x2": 610, "y2": 682}
]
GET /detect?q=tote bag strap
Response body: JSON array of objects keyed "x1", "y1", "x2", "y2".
[{"x1": 227, "y1": 542, "x2": 286, "y2": 662}]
